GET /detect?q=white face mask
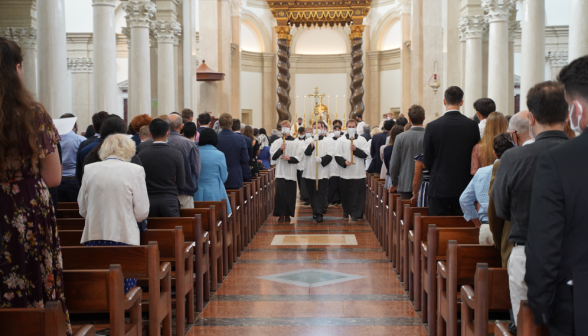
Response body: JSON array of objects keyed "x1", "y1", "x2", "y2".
[
  {"x1": 282, "y1": 127, "x2": 290, "y2": 135},
  {"x1": 334, "y1": 131, "x2": 341, "y2": 137},
  {"x1": 306, "y1": 132, "x2": 312, "y2": 138},
  {"x1": 299, "y1": 135, "x2": 305, "y2": 139},
  {"x1": 347, "y1": 127, "x2": 356, "y2": 137},
  {"x1": 569, "y1": 102, "x2": 584, "y2": 133}
]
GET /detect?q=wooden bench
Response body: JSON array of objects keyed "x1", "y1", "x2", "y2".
[
  {"x1": 180, "y1": 207, "x2": 223, "y2": 290},
  {"x1": 244, "y1": 181, "x2": 256, "y2": 240},
  {"x1": 58, "y1": 202, "x2": 79, "y2": 209},
  {"x1": 404, "y1": 206, "x2": 429, "y2": 307},
  {"x1": 437, "y1": 242, "x2": 502, "y2": 336},
  {"x1": 195, "y1": 199, "x2": 234, "y2": 276},
  {"x1": 388, "y1": 193, "x2": 401, "y2": 266},
  {"x1": 397, "y1": 198, "x2": 415, "y2": 288},
  {"x1": 226, "y1": 187, "x2": 245, "y2": 254},
  {"x1": 55, "y1": 209, "x2": 82, "y2": 218},
  {"x1": 56, "y1": 218, "x2": 85, "y2": 230},
  {"x1": 64, "y1": 265, "x2": 143, "y2": 336},
  {"x1": 461, "y1": 263, "x2": 511, "y2": 336},
  {"x1": 62, "y1": 242, "x2": 171, "y2": 336},
  {"x1": 422, "y1": 225, "x2": 479, "y2": 336},
  {"x1": 495, "y1": 300, "x2": 550, "y2": 336},
  {"x1": 381, "y1": 187, "x2": 389, "y2": 255},
  {"x1": 0, "y1": 301, "x2": 96, "y2": 336},
  {"x1": 376, "y1": 179, "x2": 386, "y2": 243}
]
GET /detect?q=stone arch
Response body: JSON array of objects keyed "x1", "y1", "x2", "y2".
[{"x1": 370, "y1": 7, "x2": 401, "y2": 51}]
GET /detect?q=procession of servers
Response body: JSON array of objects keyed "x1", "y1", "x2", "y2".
[{"x1": 270, "y1": 119, "x2": 369, "y2": 223}]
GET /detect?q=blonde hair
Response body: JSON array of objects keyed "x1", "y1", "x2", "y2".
[
  {"x1": 98, "y1": 134, "x2": 136, "y2": 162},
  {"x1": 479, "y1": 112, "x2": 508, "y2": 166},
  {"x1": 371, "y1": 127, "x2": 382, "y2": 137}
]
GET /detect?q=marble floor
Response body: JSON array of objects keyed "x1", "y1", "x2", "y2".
[{"x1": 186, "y1": 200, "x2": 428, "y2": 336}]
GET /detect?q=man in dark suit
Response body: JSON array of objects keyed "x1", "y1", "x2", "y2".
[
  {"x1": 75, "y1": 111, "x2": 109, "y2": 183},
  {"x1": 367, "y1": 119, "x2": 394, "y2": 174},
  {"x1": 217, "y1": 113, "x2": 249, "y2": 189},
  {"x1": 360, "y1": 124, "x2": 371, "y2": 141},
  {"x1": 525, "y1": 57, "x2": 588, "y2": 336},
  {"x1": 423, "y1": 86, "x2": 480, "y2": 216},
  {"x1": 232, "y1": 119, "x2": 252, "y2": 182},
  {"x1": 197, "y1": 112, "x2": 211, "y2": 133}
]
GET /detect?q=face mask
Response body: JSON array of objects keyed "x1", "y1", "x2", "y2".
[
  {"x1": 387, "y1": 117, "x2": 391, "y2": 120},
  {"x1": 569, "y1": 102, "x2": 584, "y2": 133},
  {"x1": 334, "y1": 131, "x2": 341, "y2": 137},
  {"x1": 306, "y1": 132, "x2": 312, "y2": 138},
  {"x1": 282, "y1": 127, "x2": 290, "y2": 135},
  {"x1": 348, "y1": 127, "x2": 356, "y2": 137},
  {"x1": 299, "y1": 135, "x2": 305, "y2": 139}
]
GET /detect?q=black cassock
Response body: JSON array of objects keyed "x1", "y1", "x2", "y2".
[
  {"x1": 298, "y1": 170, "x2": 308, "y2": 201},
  {"x1": 273, "y1": 178, "x2": 298, "y2": 217},
  {"x1": 304, "y1": 178, "x2": 329, "y2": 216},
  {"x1": 338, "y1": 178, "x2": 366, "y2": 218},
  {"x1": 328, "y1": 176, "x2": 341, "y2": 204}
]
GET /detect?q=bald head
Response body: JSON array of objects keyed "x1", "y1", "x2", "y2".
[
  {"x1": 509, "y1": 111, "x2": 532, "y2": 146},
  {"x1": 168, "y1": 113, "x2": 183, "y2": 131}
]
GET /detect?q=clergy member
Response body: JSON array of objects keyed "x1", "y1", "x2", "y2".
[
  {"x1": 335, "y1": 119, "x2": 370, "y2": 221},
  {"x1": 328, "y1": 124, "x2": 343, "y2": 206},
  {"x1": 303, "y1": 121, "x2": 333, "y2": 223},
  {"x1": 291, "y1": 117, "x2": 304, "y2": 136},
  {"x1": 270, "y1": 121, "x2": 304, "y2": 222}
]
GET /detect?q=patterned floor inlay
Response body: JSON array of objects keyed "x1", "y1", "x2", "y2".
[
  {"x1": 193, "y1": 317, "x2": 423, "y2": 327},
  {"x1": 241, "y1": 259, "x2": 388, "y2": 264},
  {"x1": 247, "y1": 248, "x2": 383, "y2": 252},
  {"x1": 270, "y1": 234, "x2": 358, "y2": 246},
  {"x1": 211, "y1": 294, "x2": 409, "y2": 301},
  {"x1": 256, "y1": 268, "x2": 365, "y2": 288}
]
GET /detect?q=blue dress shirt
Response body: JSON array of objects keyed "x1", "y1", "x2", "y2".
[
  {"x1": 59, "y1": 131, "x2": 86, "y2": 177},
  {"x1": 459, "y1": 160, "x2": 497, "y2": 223}
]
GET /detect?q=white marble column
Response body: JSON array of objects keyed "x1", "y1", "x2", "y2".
[
  {"x1": 482, "y1": 0, "x2": 513, "y2": 113},
  {"x1": 152, "y1": 20, "x2": 181, "y2": 115},
  {"x1": 509, "y1": 20, "x2": 519, "y2": 114},
  {"x1": 410, "y1": 0, "x2": 423, "y2": 105},
  {"x1": 182, "y1": 0, "x2": 192, "y2": 108},
  {"x1": 123, "y1": 1, "x2": 156, "y2": 120},
  {"x1": 519, "y1": 0, "x2": 544, "y2": 111},
  {"x1": 230, "y1": 0, "x2": 242, "y2": 119},
  {"x1": 92, "y1": 0, "x2": 118, "y2": 114},
  {"x1": 399, "y1": 0, "x2": 412, "y2": 114},
  {"x1": 459, "y1": 15, "x2": 487, "y2": 117},
  {"x1": 569, "y1": 0, "x2": 588, "y2": 61},
  {"x1": 37, "y1": 0, "x2": 68, "y2": 118},
  {"x1": 67, "y1": 58, "x2": 94, "y2": 131},
  {"x1": 122, "y1": 27, "x2": 132, "y2": 114}
]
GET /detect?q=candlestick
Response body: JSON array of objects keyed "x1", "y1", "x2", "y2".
[{"x1": 296, "y1": 95, "x2": 299, "y2": 122}]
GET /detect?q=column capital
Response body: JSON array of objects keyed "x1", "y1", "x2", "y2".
[
  {"x1": 276, "y1": 26, "x2": 291, "y2": 40},
  {"x1": 122, "y1": 27, "x2": 131, "y2": 47},
  {"x1": 546, "y1": 51, "x2": 568, "y2": 67},
  {"x1": 508, "y1": 20, "x2": 520, "y2": 42},
  {"x1": 349, "y1": 25, "x2": 365, "y2": 40},
  {"x1": 151, "y1": 20, "x2": 181, "y2": 44},
  {"x1": 458, "y1": 15, "x2": 488, "y2": 40},
  {"x1": 123, "y1": 1, "x2": 157, "y2": 28},
  {"x1": 0, "y1": 27, "x2": 37, "y2": 49},
  {"x1": 92, "y1": 0, "x2": 116, "y2": 7},
  {"x1": 398, "y1": 0, "x2": 411, "y2": 15},
  {"x1": 230, "y1": 0, "x2": 243, "y2": 17},
  {"x1": 481, "y1": 0, "x2": 515, "y2": 22},
  {"x1": 68, "y1": 58, "x2": 94, "y2": 72}
]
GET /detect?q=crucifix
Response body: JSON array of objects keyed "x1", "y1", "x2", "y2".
[{"x1": 307, "y1": 87, "x2": 326, "y2": 190}]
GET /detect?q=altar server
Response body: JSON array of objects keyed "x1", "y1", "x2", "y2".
[
  {"x1": 303, "y1": 121, "x2": 334, "y2": 223},
  {"x1": 328, "y1": 124, "x2": 343, "y2": 205},
  {"x1": 295, "y1": 126, "x2": 309, "y2": 204},
  {"x1": 270, "y1": 121, "x2": 304, "y2": 222},
  {"x1": 335, "y1": 119, "x2": 370, "y2": 221}
]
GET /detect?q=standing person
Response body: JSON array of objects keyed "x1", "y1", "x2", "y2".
[
  {"x1": 216, "y1": 113, "x2": 249, "y2": 189},
  {"x1": 328, "y1": 124, "x2": 343, "y2": 206},
  {"x1": 130, "y1": 114, "x2": 153, "y2": 147},
  {"x1": 258, "y1": 128, "x2": 270, "y2": 148},
  {"x1": 361, "y1": 124, "x2": 371, "y2": 141},
  {"x1": 167, "y1": 113, "x2": 201, "y2": 209},
  {"x1": 182, "y1": 108, "x2": 195, "y2": 122},
  {"x1": 473, "y1": 98, "x2": 496, "y2": 137},
  {"x1": 355, "y1": 115, "x2": 366, "y2": 137},
  {"x1": 197, "y1": 112, "x2": 211, "y2": 133},
  {"x1": 525, "y1": 56, "x2": 588, "y2": 336},
  {"x1": 471, "y1": 112, "x2": 508, "y2": 174},
  {"x1": 269, "y1": 129, "x2": 280, "y2": 145},
  {"x1": 294, "y1": 126, "x2": 308, "y2": 204},
  {"x1": 76, "y1": 111, "x2": 109, "y2": 182},
  {"x1": 368, "y1": 119, "x2": 395, "y2": 174},
  {"x1": 244, "y1": 125, "x2": 260, "y2": 178},
  {"x1": 233, "y1": 119, "x2": 252, "y2": 182},
  {"x1": 423, "y1": 86, "x2": 480, "y2": 216},
  {"x1": 58, "y1": 113, "x2": 86, "y2": 202},
  {"x1": 303, "y1": 121, "x2": 333, "y2": 222},
  {"x1": 508, "y1": 111, "x2": 534, "y2": 147},
  {"x1": 388, "y1": 105, "x2": 426, "y2": 198},
  {"x1": 335, "y1": 119, "x2": 370, "y2": 221},
  {"x1": 383, "y1": 125, "x2": 405, "y2": 189},
  {"x1": 139, "y1": 125, "x2": 151, "y2": 142},
  {"x1": 492, "y1": 81, "x2": 569, "y2": 324},
  {"x1": 138, "y1": 119, "x2": 185, "y2": 217},
  {"x1": 181, "y1": 121, "x2": 199, "y2": 143},
  {"x1": 293, "y1": 117, "x2": 304, "y2": 135},
  {"x1": 0, "y1": 37, "x2": 71, "y2": 334},
  {"x1": 270, "y1": 121, "x2": 303, "y2": 222},
  {"x1": 411, "y1": 154, "x2": 430, "y2": 207}
]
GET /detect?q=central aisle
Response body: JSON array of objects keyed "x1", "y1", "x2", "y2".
[{"x1": 187, "y1": 201, "x2": 428, "y2": 336}]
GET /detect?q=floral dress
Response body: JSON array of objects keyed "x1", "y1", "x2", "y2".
[{"x1": 0, "y1": 107, "x2": 72, "y2": 335}]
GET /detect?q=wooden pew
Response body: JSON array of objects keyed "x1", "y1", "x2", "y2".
[
  {"x1": 376, "y1": 179, "x2": 386, "y2": 242},
  {"x1": 495, "y1": 300, "x2": 550, "y2": 336},
  {"x1": 147, "y1": 216, "x2": 210, "y2": 312},
  {"x1": 244, "y1": 181, "x2": 257, "y2": 239},
  {"x1": 388, "y1": 193, "x2": 401, "y2": 266},
  {"x1": 195, "y1": 199, "x2": 234, "y2": 276},
  {"x1": 226, "y1": 187, "x2": 245, "y2": 254},
  {"x1": 396, "y1": 197, "x2": 412, "y2": 280},
  {"x1": 64, "y1": 265, "x2": 143, "y2": 336},
  {"x1": 62, "y1": 242, "x2": 172, "y2": 336},
  {"x1": 0, "y1": 301, "x2": 96, "y2": 336},
  {"x1": 55, "y1": 209, "x2": 82, "y2": 218},
  {"x1": 364, "y1": 174, "x2": 372, "y2": 223},
  {"x1": 405, "y1": 206, "x2": 429, "y2": 307},
  {"x1": 58, "y1": 202, "x2": 79, "y2": 209},
  {"x1": 437, "y1": 242, "x2": 502, "y2": 336},
  {"x1": 461, "y1": 263, "x2": 511, "y2": 336},
  {"x1": 242, "y1": 183, "x2": 252, "y2": 245},
  {"x1": 227, "y1": 192, "x2": 240, "y2": 261},
  {"x1": 381, "y1": 187, "x2": 389, "y2": 255},
  {"x1": 422, "y1": 225, "x2": 479, "y2": 336},
  {"x1": 180, "y1": 207, "x2": 223, "y2": 290},
  {"x1": 56, "y1": 218, "x2": 85, "y2": 230}
]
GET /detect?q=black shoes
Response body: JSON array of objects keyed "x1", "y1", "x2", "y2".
[
  {"x1": 351, "y1": 217, "x2": 359, "y2": 222},
  {"x1": 323, "y1": 209, "x2": 328, "y2": 214},
  {"x1": 285, "y1": 216, "x2": 291, "y2": 222},
  {"x1": 313, "y1": 215, "x2": 317, "y2": 219},
  {"x1": 343, "y1": 213, "x2": 349, "y2": 219},
  {"x1": 278, "y1": 215, "x2": 285, "y2": 222},
  {"x1": 316, "y1": 215, "x2": 323, "y2": 223},
  {"x1": 304, "y1": 200, "x2": 310, "y2": 205}
]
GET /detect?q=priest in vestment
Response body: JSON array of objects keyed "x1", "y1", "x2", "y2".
[
  {"x1": 270, "y1": 121, "x2": 304, "y2": 222},
  {"x1": 335, "y1": 119, "x2": 370, "y2": 221},
  {"x1": 328, "y1": 124, "x2": 343, "y2": 205},
  {"x1": 303, "y1": 121, "x2": 333, "y2": 223}
]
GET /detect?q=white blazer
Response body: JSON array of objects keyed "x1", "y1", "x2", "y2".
[{"x1": 78, "y1": 155, "x2": 150, "y2": 246}]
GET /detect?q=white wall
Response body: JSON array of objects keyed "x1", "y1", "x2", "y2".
[
  {"x1": 294, "y1": 73, "x2": 348, "y2": 123},
  {"x1": 295, "y1": 28, "x2": 347, "y2": 55},
  {"x1": 380, "y1": 69, "x2": 402, "y2": 115},
  {"x1": 379, "y1": 20, "x2": 402, "y2": 50},
  {"x1": 241, "y1": 22, "x2": 263, "y2": 52},
  {"x1": 241, "y1": 71, "x2": 263, "y2": 127}
]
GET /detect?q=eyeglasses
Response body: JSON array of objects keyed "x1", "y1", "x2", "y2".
[{"x1": 505, "y1": 131, "x2": 517, "y2": 147}]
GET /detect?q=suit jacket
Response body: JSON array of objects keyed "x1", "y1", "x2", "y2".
[
  {"x1": 525, "y1": 130, "x2": 588, "y2": 333},
  {"x1": 236, "y1": 132, "x2": 253, "y2": 182},
  {"x1": 137, "y1": 138, "x2": 154, "y2": 153},
  {"x1": 487, "y1": 160, "x2": 512, "y2": 268},
  {"x1": 389, "y1": 127, "x2": 425, "y2": 192},
  {"x1": 368, "y1": 132, "x2": 388, "y2": 174},
  {"x1": 269, "y1": 134, "x2": 279, "y2": 145},
  {"x1": 423, "y1": 110, "x2": 480, "y2": 198},
  {"x1": 361, "y1": 132, "x2": 371, "y2": 141},
  {"x1": 217, "y1": 129, "x2": 249, "y2": 189}
]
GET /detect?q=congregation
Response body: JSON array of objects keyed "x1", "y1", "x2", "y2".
[{"x1": 2, "y1": 29, "x2": 588, "y2": 336}]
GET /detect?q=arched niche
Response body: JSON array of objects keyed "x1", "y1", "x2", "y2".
[
  {"x1": 292, "y1": 27, "x2": 349, "y2": 55},
  {"x1": 242, "y1": 9, "x2": 271, "y2": 53},
  {"x1": 370, "y1": 7, "x2": 401, "y2": 51}
]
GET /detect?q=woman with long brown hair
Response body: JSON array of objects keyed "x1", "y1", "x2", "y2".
[
  {"x1": 471, "y1": 112, "x2": 508, "y2": 174},
  {"x1": 244, "y1": 125, "x2": 260, "y2": 177},
  {"x1": 0, "y1": 38, "x2": 71, "y2": 333}
]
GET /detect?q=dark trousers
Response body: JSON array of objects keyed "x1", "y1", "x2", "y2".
[
  {"x1": 328, "y1": 176, "x2": 341, "y2": 204},
  {"x1": 427, "y1": 196, "x2": 463, "y2": 216},
  {"x1": 57, "y1": 179, "x2": 80, "y2": 202},
  {"x1": 304, "y1": 178, "x2": 329, "y2": 216},
  {"x1": 148, "y1": 197, "x2": 181, "y2": 217},
  {"x1": 547, "y1": 285, "x2": 575, "y2": 336},
  {"x1": 298, "y1": 170, "x2": 308, "y2": 201}
]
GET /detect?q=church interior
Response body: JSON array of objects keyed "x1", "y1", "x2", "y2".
[{"x1": 0, "y1": 0, "x2": 585, "y2": 335}]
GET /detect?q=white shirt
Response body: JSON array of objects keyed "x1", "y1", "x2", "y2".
[
  {"x1": 522, "y1": 139, "x2": 535, "y2": 146},
  {"x1": 302, "y1": 136, "x2": 334, "y2": 180},
  {"x1": 294, "y1": 137, "x2": 308, "y2": 170},
  {"x1": 357, "y1": 121, "x2": 366, "y2": 135},
  {"x1": 478, "y1": 118, "x2": 487, "y2": 137},
  {"x1": 78, "y1": 156, "x2": 149, "y2": 246},
  {"x1": 270, "y1": 138, "x2": 304, "y2": 181},
  {"x1": 328, "y1": 136, "x2": 343, "y2": 177},
  {"x1": 335, "y1": 135, "x2": 370, "y2": 179}
]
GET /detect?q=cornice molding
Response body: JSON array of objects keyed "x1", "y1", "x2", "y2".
[
  {"x1": 546, "y1": 51, "x2": 568, "y2": 67},
  {"x1": 0, "y1": 27, "x2": 37, "y2": 48},
  {"x1": 68, "y1": 58, "x2": 93, "y2": 72},
  {"x1": 92, "y1": 0, "x2": 116, "y2": 7}
]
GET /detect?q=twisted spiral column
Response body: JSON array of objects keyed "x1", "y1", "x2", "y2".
[
  {"x1": 349, "y1": 25, "x2": 365, "y2": 122},
  {"x1": 276, "y1": 26, "x2": 292, "y2": 123}
]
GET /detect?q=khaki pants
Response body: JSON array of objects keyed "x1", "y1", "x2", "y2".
[
  {"x1": 177, "y1": 195, "x2": 194, "y2": 209},
  {"x1": 508, "y1": 246, "x2": 528, "y2": 325},
  {"x1": 479, "y1": 224, "x2": 494, "y2": 245}
]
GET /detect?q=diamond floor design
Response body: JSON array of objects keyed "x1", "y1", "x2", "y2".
[{"x1": 257, "y1": 268, "x2": 365, "y2": 288}]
